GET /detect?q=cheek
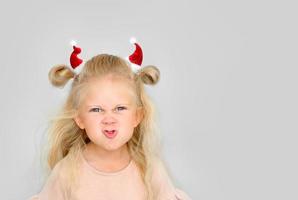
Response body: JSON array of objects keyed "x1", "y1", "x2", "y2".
[
  {"x1": 119, "y1": 122, "x2": 135, "y2": 143},
  {"x1": 82, "y1": 115, "x2": 101, "y2": 133},
  {"x1": 120, "y1": 113, "x2": 137, "y2": 127},
  {"x1": 115, "y1": 114, "x2": 133, "y2": 132}
]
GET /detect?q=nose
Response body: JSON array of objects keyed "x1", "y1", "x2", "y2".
[
  {"x1": 102, "y1": 119, "x2": 116, "y2": 125},
  {"x1": 101, "y1": 112, "x2": 117, "y2": 125}
]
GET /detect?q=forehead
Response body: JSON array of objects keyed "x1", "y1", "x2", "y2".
[{"x1": 82, "y1": 76, "x2": 136, "y2": 107}]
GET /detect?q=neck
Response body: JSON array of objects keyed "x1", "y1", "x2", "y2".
[{"x1": 84, "y1": 142, "x2": 131, "y2": 169}]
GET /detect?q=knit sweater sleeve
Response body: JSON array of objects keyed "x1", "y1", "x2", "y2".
[
  {"x1": 152, "y1": 159, "x2": 192, "y2": 200},
  {"x1": 27, "y1": 161, "x2": 67, "y2": 200}
]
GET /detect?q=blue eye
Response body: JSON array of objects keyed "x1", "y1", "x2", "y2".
[
  {"x1": 90, "y1": 108, "x2": 102, "y2": 112},
  {"x1": 116, "y1": 106, "x2": 127, "y2": 111},
  {"x1": 89, "y1": 107, "x2": 127, "y2": 113}
]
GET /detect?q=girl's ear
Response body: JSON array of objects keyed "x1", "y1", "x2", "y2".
[
  {"x1": 74, "y1": 115, "x2": 85, "y2": 129},
  {"x1": 134, "y1": 107, "x2": 144, "y2": 127}
]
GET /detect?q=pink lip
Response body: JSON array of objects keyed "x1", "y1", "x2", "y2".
[{"x1": 102, "y1": 130, "x2": 118, "y2": 139}]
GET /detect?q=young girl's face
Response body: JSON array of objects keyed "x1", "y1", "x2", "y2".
[{"x1": 74, "y1": 75, "x2": 143, "y2": 151}]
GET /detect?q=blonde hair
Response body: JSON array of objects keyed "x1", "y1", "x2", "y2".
[{"x1": 44, "y1": 54, "x2": 171, "y2": 199}]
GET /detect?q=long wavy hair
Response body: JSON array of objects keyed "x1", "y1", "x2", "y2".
[{"x1": 43, "y1": 54, "x2": 172, "y2": 199}]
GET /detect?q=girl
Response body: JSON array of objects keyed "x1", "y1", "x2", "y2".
[{"x1": 28, "y1": 40, "x2": 191, "y2": 200}]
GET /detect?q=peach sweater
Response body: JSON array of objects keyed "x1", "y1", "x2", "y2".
[{"x1": 28, "y1": 152, "x2": 191, "y2": 200}]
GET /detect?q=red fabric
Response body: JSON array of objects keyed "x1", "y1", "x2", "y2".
[
  {"x1": 70, "y1": 45, "x2": 83, "y2": 69},
  {"x1": 129, "y1": 43, "x2": 143, "y2": 66}
]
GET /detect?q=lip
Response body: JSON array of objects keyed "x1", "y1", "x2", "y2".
[{"x1": 102, "y1": 129, "x2": 118, "y2": 139}]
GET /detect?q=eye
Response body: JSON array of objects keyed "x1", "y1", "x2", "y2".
[
  {"x1": 90, "y1": 108, "x2": 103, "y2": 112},
  {"x1": 116, "y1": 106, "x2": 127, "y2": 111}
]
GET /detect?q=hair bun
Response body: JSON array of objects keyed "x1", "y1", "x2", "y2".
[
  {"x1": 137, "y1": 65, "x2": 160, "y2": 85},
  {"x1": 48, "y1": 64, "x2": 76, "y2": 88}
]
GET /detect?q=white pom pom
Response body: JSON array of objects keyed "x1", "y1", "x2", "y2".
[
  {"x1": 130, "y1": 63, "x2": 141, "y2": 73},
  {"x1": 130, "y1": 37, "x2": 137, "y2": 44},
  {"x1": 70, "y1": 40, "x2": 77, "y2": 46}
]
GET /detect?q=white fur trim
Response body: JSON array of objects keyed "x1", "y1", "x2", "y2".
[
  {"x1": 70, "y1": 40, "x2": 77, "y2": 46},
  {"x1": 130, "y1": 37, "x2": 137, "y2": 44}
]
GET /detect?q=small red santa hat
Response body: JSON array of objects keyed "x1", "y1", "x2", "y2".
[
  {"x1": 68, "y1": 38, "x2": 143, "y2": 74},
  {"x1": 126, "y1": 37, "x2": 143, "y2": 73},
  {"x1": 69, "y1": 40, "x2": 83, "y2": 70}
]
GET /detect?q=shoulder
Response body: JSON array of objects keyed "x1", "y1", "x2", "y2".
[
  {"x1": 34, "y1": 157, "x2": 70, "y2": 199},
  {"x1": 151, "y1": 158, "x2": 176, "y2": 197},
  {"x1": 151, "y1": 157, "x2": 174, "y2": 186},
  {"x1": 44, "y1": 158, "x2": 68, "y2": 189},
  {"x1": 151, "y1": 158, "x2": 192, "y2": 200},
  {"x1": 47, "y1": 157, "x2": 68, "y2": 181},
  {"x1": 173, "y1": 188, "x2": 192, "y2": 200}
]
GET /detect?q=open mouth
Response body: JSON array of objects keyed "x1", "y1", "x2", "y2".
[{"x1": 102, "y1": 130, "x2": 118, "y2": 139}]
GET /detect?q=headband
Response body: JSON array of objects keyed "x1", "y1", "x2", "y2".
[{"x1": 69, "y1": 37, "x2": 143, "y2": 73}]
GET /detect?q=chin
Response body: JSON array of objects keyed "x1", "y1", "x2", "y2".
[{"x1": 104, "y1": 142, "x2": 126, "y2": 151}]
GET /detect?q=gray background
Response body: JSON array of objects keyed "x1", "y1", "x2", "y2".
[{"x1": 0, "y1": 0, "x2": 297, "y2": 199}]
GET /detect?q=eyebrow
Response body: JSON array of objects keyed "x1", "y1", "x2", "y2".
[{"x1": 87, "y1": 104, "x2": 131, "y2": 108}]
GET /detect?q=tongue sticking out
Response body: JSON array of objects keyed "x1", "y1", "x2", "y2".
[{"x1": 103, "y1": 130, "x2": 117, "y2": 139}]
